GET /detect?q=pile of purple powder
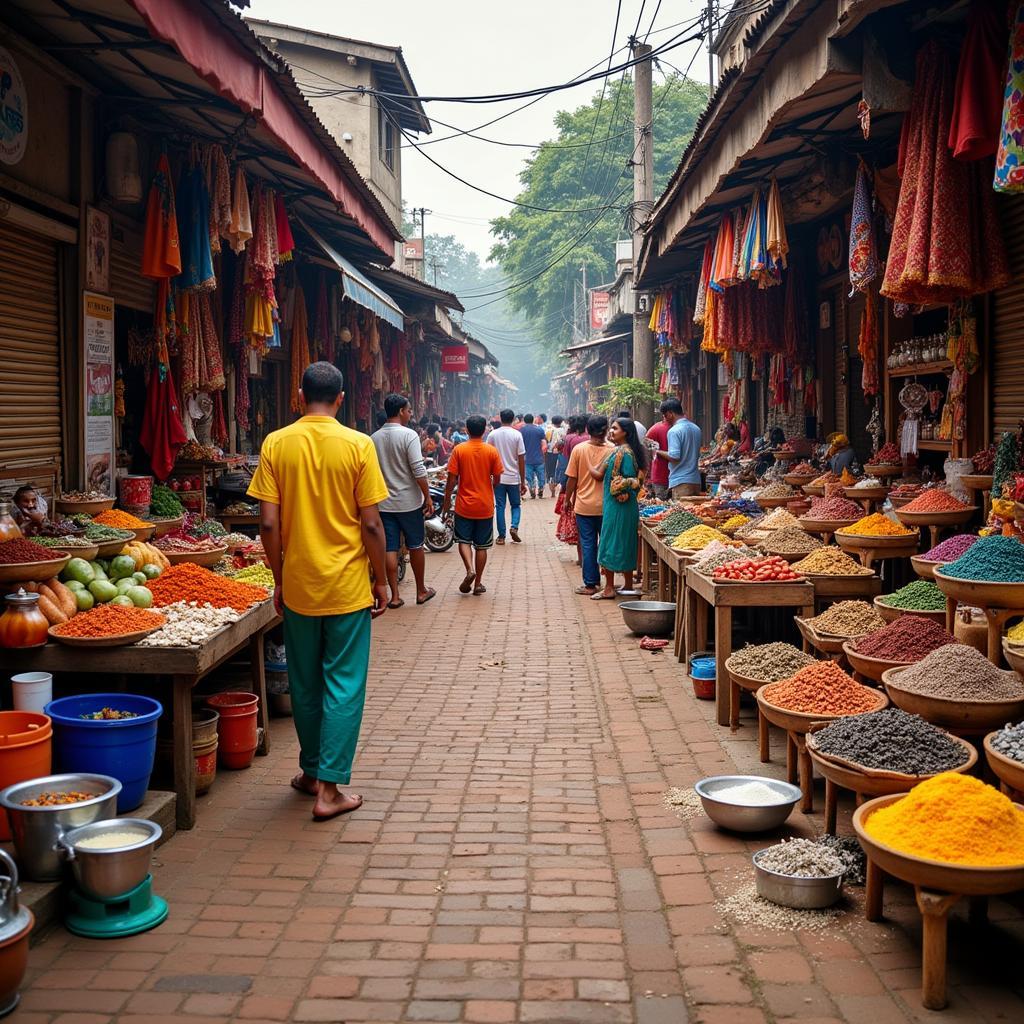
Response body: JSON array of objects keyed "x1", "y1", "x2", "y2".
[{"x1": 922, "y1": 534, "x2": 979, "y2": 562}]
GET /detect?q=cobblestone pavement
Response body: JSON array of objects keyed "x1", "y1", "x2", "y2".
[{"x1": 18, "y1": 504, "x2": 1024, "y2": 1023}]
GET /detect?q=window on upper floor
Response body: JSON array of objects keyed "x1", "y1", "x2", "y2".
[{"x1": 378, "y1": 103, "x2": 396, "y2": 173}]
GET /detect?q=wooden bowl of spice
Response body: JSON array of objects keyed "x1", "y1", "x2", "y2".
[
  {"x1": 48, "y1": 605, "x2": 167, "y2": 647},
  {"x1": 909, "y1": 555, "x2": 944, "y2": 580},
  {"x1": 842, "y1": 642, "x2": 914, "y2": 684},
  {"x1": 872, "y1": 596, "x2": 947, "y2": 626},
  {"x1": 933, "y1": 568, "x2": 1024, "y2": 610},
  {"x1": 756, "y1": 665, "x2": 888, "y2": 736},
  {"x1": 150, "y1": 514, "x2": 185, "y2": 538},
  {"x1": 1001, "y1": 639, "x2": 1024, "y2": 677},
  {"x1": 853, "y1": 785, "x2": 1024, "y2": 897},
  {"x1": 793, "y1": 616, "x2": 847, "y2": 656},
  {"x1": 0, "y1": 540, "x2": 71, "y2": 584},
  {"x1": 983, "y1": 732, "x2": 1024, "y2": 797},
  {"x1": 894, "y1": 508, "x2": 978, "y2": 530},
  {"x1": 801, "y1": 484, "x2": 825, "y2": 497}
]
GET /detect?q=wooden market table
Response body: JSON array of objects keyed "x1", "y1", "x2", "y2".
[
  {"x1": 4, "y1": 599, "x2": 280, "y2": 831},
  {"x1": 219, "y1": 513, "x2": 260, "y2": 534},
  {"x1": 684, "y1": 569, "x2": 816, "y2": 728}
]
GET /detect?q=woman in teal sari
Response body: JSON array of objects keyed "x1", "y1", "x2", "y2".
[{"x1": 590, "y1": 417, "x2": 647, "y2": 600}]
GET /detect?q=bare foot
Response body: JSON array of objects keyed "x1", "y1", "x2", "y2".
[
  {"x1": 290, "y1": 772, "x2": 318, "y2": 796},
  {"x1": 312, "y1": 790, "x2": 363, "y2": 821}
]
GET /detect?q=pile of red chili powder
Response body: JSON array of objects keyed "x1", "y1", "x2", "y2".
[
  {"x1": 760, "y1": 661, "x2": 880, "y2": 715},
  {"x1": 852, "y1": 614, "x2": 956, "y2": 662}
]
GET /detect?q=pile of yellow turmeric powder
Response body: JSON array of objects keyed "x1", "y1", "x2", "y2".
[{"x1": 864, "y1": 773, "x2": 1024, "y2": 867}]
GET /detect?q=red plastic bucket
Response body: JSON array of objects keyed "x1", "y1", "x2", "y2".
[
  {"x1": 205, "y1": 693, "x2": 258, "y2": 770},
  {"x1": 0, "y1": 712, "x2": 52, "y2": 839},
  {"x1": 118, "y1": 474, "x2": 153, "y2": 508},
  {"x1": 691, "y1": 675, "x2": 716, "y2": 701}
]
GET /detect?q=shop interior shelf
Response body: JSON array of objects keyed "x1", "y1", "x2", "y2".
[{"x1": 887, "y1": 361, "x2": 953, "y2": 378}]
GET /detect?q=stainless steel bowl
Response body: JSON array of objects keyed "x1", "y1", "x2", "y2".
[
  {"x1": 753, "y1": 849, "x2": 845, "y2": 909},
  {"x1": 619, "y1": 600, "x2": 676, "y2": 636},
  {"x1": 60, "y1": 817, "x2": 161, "y2": 900},
  {"x1": 0, "y1": 774, "x2": 121, "y2": 881},
  {"x1": 694, "y1": 775, "x2": 801, "y2": 832}
]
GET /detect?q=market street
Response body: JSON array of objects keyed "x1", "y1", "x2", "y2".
[{"x1": 17, "y1": 509, "x2": 1024, "y2": 1024}]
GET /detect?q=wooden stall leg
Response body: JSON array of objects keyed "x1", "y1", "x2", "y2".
[
  {"x1": 824, "y1": 778, "x2": 837, "y2": 835},
  {"x1": 786, "y1": 733, "x2": 797, "y2": 785},
  {"x1": 682, "y1": 585, "x2": 696, "y2": 666},
  {"x1": 715, "y1": 607, "x2": 732, "y2": 728},
  {"x1": 173, "y1": 676, "x2": 197, "y2": 831},
  {"x1": 674, "y1": 586, "x2": 686, "y2": 661},
  {"x1": 796, "y1": 735, "x2": 813, "y2": 814},
  {"x1": 915, "y1": 889, "x2": 961, "y2": 1011},
  {"x1": 251, "y1": 630, "x2": 271, "y2": 755},
  {"x1": 865, "y1": 858, "x2": 884, "y2": 921},
  {"x1": 985, "y1": 609, "x2": 1003, "y2": 666},
  {"x1": 945, "y1": 595, "x2": 956, "y2": 635},
  {"x1": 758, "y1": 708, "x2": 770, "y2": 763}
]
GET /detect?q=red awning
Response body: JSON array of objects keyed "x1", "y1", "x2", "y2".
[{"x1": 127, "y1": 0, "x2": 397, "y2": 258}]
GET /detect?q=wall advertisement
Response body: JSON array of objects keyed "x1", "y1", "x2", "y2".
[{"x1": 83, "y1": 292, "x2": 114, "y2": 495}]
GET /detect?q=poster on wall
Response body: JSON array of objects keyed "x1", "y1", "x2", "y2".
[
  {"x1": 441, "y1": 345, "x2": 469, "y2": 372},
  {"x1": 590, "y1": 290, "x2": 610, "y2": 330},
  {"x1": 83, "y1": 292, "x2": 114, "y2": 496},
  {"x1": 0, "y1": 47, "x2": 28, "y2": 166},
  {"x1": 85, "y1": 207, "x2": 110, "y2": 293}
]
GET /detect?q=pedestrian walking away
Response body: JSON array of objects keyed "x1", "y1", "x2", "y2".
[
  {"x1": 443, "y1": 415, "x2": 505, "y2": 595},
  {"x1": 591, "y1": 417, "x2": 646, "y2": 600},
  {"x1": 488, "y1": 407, "x2": 527, "y2": 543},
  {"x1": 545, "y1": 414, "x2": 567, "y2": 496},
  {"x1": 371, "y1": 392, "x2": 436, "y2": 608},
  {"x1": 520, "y1": 412, "x2": 547, "y2": 498},
  {"x1": 563, "y1": 414, "x2": 613, "y2": 596},
  {"x1": 644, "y1": 407, "x2": 672, "y2": 500},
  {"x1": 248, "y1": 361, "x2": 389, "y2": 822}
]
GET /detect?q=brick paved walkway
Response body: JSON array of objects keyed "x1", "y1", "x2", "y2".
[{"x1": 18, "y1": 504, "x2": 1024, "y2": 1023}]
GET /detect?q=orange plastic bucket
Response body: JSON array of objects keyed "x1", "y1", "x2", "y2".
[
  {"x1": 206, "y1": 693, "x2": 258, "y2": 770},
  {"x1": 0, "y1": 712, "x2": 52, "y2": 840}
]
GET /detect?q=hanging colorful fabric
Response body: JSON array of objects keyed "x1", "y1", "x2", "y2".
[
  {"x1": 693, "y1": 238, "x2": 714, "y2": 325},
  {"x1": 995, "y1": 0, "x2": 1024, "y2": 191},
  {"x1": 848, "y1": 162, "x2": 878, "y2": 292},
  {"x1": 226, "y1": 165, "x2": 253, "y2": 253},
  {"x1": 290, "y1": 286, "x2": 311, "y2": 414},
  {"x1": 142, "y1": 153, "x2": 181, "y2": 279},
  {"x1": 765, "y1": 177, "x2": 789, "y2": 272},
  {"x1": 275, "y1": 194, "x2": 295, "y2": 262},
  {"x1": 206, "y1": 145, "x2": 231, "y2": 255},
  {"x1": 857, "y1": 288, "x2": 879, "y2": 397},
  {"x1": 176, "y1": 164, "x2": 216, "y2": 291},
  {"x1": 950, "y1": 0, "x2": 1007, "y2": 162}
]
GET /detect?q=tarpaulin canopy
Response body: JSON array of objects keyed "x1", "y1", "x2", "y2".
[{"x1": 302, "y1": 222, "x2": 405, "y2": 331}]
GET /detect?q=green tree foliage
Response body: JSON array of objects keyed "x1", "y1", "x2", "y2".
[{"x1": 489, "y1": 74, "x2": 707, "y2": 353}]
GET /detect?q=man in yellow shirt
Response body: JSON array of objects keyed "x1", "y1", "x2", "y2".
[{"x1": 248, "y1": 362, "x2": 389, "y2": 821}]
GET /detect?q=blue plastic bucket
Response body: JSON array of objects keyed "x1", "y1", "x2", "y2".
[
  {"x1": 44, "y1": 694, "x2": 162, "y2": 813},
  {"x1": 690, "y1": 656, "x2": 716, "y2": 679}
]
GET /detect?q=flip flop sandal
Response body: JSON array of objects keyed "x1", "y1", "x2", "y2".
[
  {"x1": 416, "y1": 589, "x2": 437, "y2": 605},
  {"x1": 387, "y1": 599, "x2": 405, "y2": 609},
  {"x1": 459, "y1": 573, "x2": 477, "y2": 594},
  {"x1": 574, "y1": 586, "x2": 597, "y2": 595},
  {"x1": 312, "y1": 795, "x2": 363, "y2": 822},
  {"x1": 473, "y1": 585, "x2": 487, "y2": 595},
  {"x1": 590, "y1": 592, "x2": 618, "y2": 601},
  {"x1": 617, "y1": 589, "x2": 642, "y2": 597},
  {"x1": 290, "y1": 774, "x2": 317, "y2": 796}
]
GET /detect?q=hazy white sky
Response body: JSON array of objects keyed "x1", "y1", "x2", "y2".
[{"x1": 245, "y1": 0, "x2": 710, "y2": 259}]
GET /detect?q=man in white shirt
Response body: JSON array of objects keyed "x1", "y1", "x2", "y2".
[
  {"x1": 487, "y1": 408, "x2": 527, "y2": 544},
  {"x1": 371, "y1": 393, "x2": 435, "y2": 607},
  {"x1": 618, "y1": 409, "x2": 647, "y2": 442}
]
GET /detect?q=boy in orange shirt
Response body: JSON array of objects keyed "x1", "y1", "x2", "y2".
[{"x1": 443, "y1": 415, "x2": 505, "y2": 596}]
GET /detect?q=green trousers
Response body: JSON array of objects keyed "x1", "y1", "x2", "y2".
[{"x1": 282, "y1": 606, "x2": 371, "y2": 785}]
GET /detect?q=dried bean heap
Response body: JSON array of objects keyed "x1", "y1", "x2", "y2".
[
  {"x1": 760, "y1": 527, "x2": 822, "y2": 556},
  {"x1": 791, "y1": 547, "x2": 873, "y2": 576},
  {"x1": 877, "y1": 579, "x2": 945, "y2": 611},
  {"x1": 807, "y1": 495, "x2": 863, "y2": 521},
  {"x1": 806, "y1": 600, "x2": 883, "y2": 638},
  {"x1": 990, "y1": 722, "x2": 1024, "y2": 764},
  {"x1": 755, "y1": 482, "x2": 796, "y2": 501},
  {"x1": 894, "y1": 643, "x2": 1024, "y2": 701},
  {"x1": 922, "y1": 534, "x2": 978, "y2": 562},
  {"x1": 853, "y1": 615, "x2": 955, "y2": 661},
  {"x1": 727, "y1": 643, "x2": 814, "y2": 682},
  {"x1": 759, "y1": 508, "x2": 802, "y2": 531},
  {"x1": 761, "y1": 662, "x2": 879, "y2": 715},
  {"x1": 812, "y1": 708, "x2": 968, "y2": 775},
  {"x1": 757, "y1": 838, "x2": 845, "y2": 878},
  {"x1": 654, "y1": 510, "x2": 702, "y2": 537},
  {"x1": 942, "y1": 535, "x2": 1024, "y2": 582}
]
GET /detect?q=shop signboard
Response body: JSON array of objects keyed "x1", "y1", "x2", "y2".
[
  {"x1": 0, "y1": 47, "x2": 27, "y2": 165},
  {"x1": 590, "y1": 290, "x2": 610, "y2": 330},
  {"x1": 441, "y1": 345, "x2": 470, "y2": 372},
  {"x1": 83, "y1": 292, "x2": 114, "y2": 496}
]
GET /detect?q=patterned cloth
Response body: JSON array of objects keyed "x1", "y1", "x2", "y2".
[
  {"x1": 141, "y1": 154, "x2": 181, "y2": 279},
  {"x1": 882, "y1": 41, "x2": 1010, "y2": 304},
  {"x1": 848, "y1": 162, "x2": 878, "y2": 292},
  {"x1": 995, "y1": 0, "x2": 1024, "y2": 191}
]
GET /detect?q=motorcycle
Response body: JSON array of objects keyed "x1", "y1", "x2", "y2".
[{"x1": 423, "y1": 470, "x2": 455, "y2": 553}]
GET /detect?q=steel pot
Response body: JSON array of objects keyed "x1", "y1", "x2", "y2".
[
  {"x1": 0, "y1": 774, "x2": 120, "y2": 881},
  {"x1": 59, "y1": 817, "x2": 161, "y2": 901}
]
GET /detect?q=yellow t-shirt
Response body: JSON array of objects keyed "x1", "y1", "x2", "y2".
[{"x1": 247, "y1": 416, "x2": 389, "y2": 617}]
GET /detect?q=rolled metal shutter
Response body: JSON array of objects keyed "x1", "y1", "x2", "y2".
[
  {"x1": 0, "y1": 221, "x2": 62, "y2": 469},
  {"x1": 993, "y1": 194, "x2": 1024, "y2": 439},
  {"x1": 110, "y1": 226, "x2": 154, "y2": 313}
]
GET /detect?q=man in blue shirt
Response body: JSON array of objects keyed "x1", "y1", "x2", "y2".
[
  {"x1": 519, "y1": 413, "x2": 548, "y2": 499},
  {"x1": 654, "y1": 397, "x2": 702, "y2": 498}
]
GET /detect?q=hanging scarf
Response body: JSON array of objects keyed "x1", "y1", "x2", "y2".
[
  {"x1": 275, "y1": 194, "x2": 295, "y2": 262},
  {"x1": 858, "y1": 288, "x2": 880, "y2": 397},
  {"x1": 227, "y1": 165, "x2": 253, "y2": 254},
  {"x1": 848, "y1": 162, "x2": 878, "y2": 293},
  {"x1": 142, "y1": 153, "x2": 181, "y2": 279},
  {"x1": 290, "y1": 286, "x2": 311, "y2": 414},
  {"x1": 608, "y1": 446, "x2": 640, "y2": 503},
  {"x1": 693, "y1": 238, "x2": 714, "y2": 325},
  {"x1": 765, "y1": 177, "x2": 789, "y2": 272},
  {"x1": 206, "y1": 145, "x2": 231, "y2": 255},
  {"x1": 995, "y1": 1, "x2": 1024, "y2": 189},
  {"x1": 176, "y1": 163, "x2": 216, "y2": 291},
  {"x1": 197, "y1": 293, "x2": 226, "y2": 392}
]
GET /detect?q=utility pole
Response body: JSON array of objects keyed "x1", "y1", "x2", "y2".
[
  {"x1": 413, "y1": 207, "x2": 430, "y2": 280},
  {"x1": 706, "y1": 0, "x2": 716, "y2": 87},
  {"x1": 581, "y1": 262, "x2": 589, "y2": 341},
  {"x1": 630, "y1": 39, "x2": 655, "y2": 422}
]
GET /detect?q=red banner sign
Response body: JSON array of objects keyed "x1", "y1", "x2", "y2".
[
  {"x1": 590, "y1": 290, "x2": 610, "y2": 330},
  {"x1": 441, "y1": 345, "x2": 470, "y2": 372}
]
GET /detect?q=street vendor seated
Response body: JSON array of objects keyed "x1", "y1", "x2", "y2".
[
  {"x1": 701, "y1": 422, "x2": 741, "y2": 467},
  {"x1": 11, "y1": 485, "x2": 48, "y2": 533},
  {"x1": 826, "y1": 433, "x2": 858, "y2": 476}
]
